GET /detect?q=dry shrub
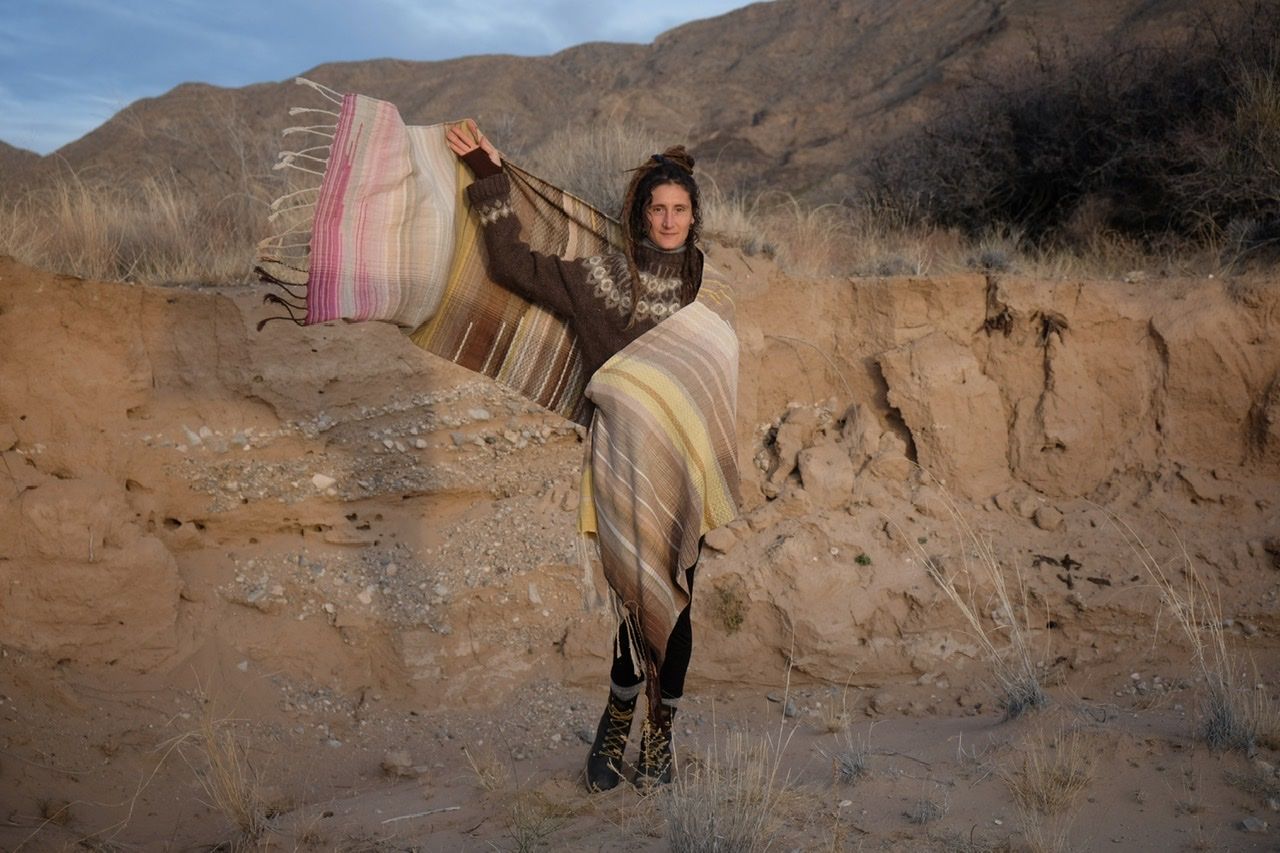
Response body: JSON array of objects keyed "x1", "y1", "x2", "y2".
[
  {"x1": 867, "y1": 0, "x2": 1280, "y2": 257},
  {"x1": 700, "y1": 188, "x2": 764, "y2": 250},
  {"x1": 662, "y1": 728, "x2": 790, "y2": 853},
  {"x1": 757, "y1": 197, "x2": 852, "y2": 279},
  {"x1": 0, "y1": 171, "x2": 266, "y2": 283},
  {"x1": 705, "y1": 190, "x2": 938, "y2": 279},
  {"x1": 174, "y1": 707, "x2": 271, "y2": 848},
  {"x1": 521, "y1": 120, "x2": 667, "y2": 218},
  {"x1": 1002, "y1": 729, "x2": 1094, "y2": 816},
  {"x1": 4, "y1": 87, "x2": 282, "y2": 285},
  {"x1": 1105, "y1": 512, "x2": 1276, "y2": 751},
  {"x1": 906, "y1": 481, "x2": 1047, "y2": 719},
  {"x1": 462, "y1": 744, "x2": 509, "y2": 792}
]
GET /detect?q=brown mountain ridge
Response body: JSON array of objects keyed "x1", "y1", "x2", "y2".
[{"x1": 5, "y1": 0, "x2": 1204, "y2": 206}]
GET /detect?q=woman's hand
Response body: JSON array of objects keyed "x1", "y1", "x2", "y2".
[{"x1": 446, "y1": 119, "x2": 502, "y2": 171}]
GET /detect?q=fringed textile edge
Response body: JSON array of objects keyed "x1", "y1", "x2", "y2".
[{"x1": 253, "y1": 77, "x2": 343, "y2": 328}]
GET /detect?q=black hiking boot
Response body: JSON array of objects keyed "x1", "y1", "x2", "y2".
[
  {"x1": 635, "y1": 703, "x2": 675, "y2": 789},
  {"x1": 585, "y1": 690, "x2": 636, "y2": 792}
]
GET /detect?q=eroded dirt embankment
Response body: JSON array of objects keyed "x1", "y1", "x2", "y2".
[
  {"x1": 3, "y1": 253, "x2": 1279, "y2": 849},
  {"x1": 2, "y1": 253, "x2": 1277, "y2": 696}
]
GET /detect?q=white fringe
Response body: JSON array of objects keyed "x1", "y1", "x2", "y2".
[
  {"x1": 289, "y1": 106, "x2": 340, "y2": 118},
  {"x1": 279, "y1": 144, "x2": 331, "y2": 159},
  {"x1": 275, "y1": 163, "x2": 325, "y2": 177},
  {"x1": 267, "y1": 201, "x2": 316, "y2": 223},
  {"x1": 282, "y1": 125, "x2": 336, "y2": 140},
  {"x1": 295, "y1": 76, "x2": 344, "y2": 104},
  {"x1": 277, "y1": 152, "x2": 330, "y2": 168},
  {"x1": 257, "y1": 79, "x2": 348, "y2": 288},
  {"x1": 257, "y1": 219, "x2": 312, "y2": 247},
  {"x1": 268, "y1": 183, "x2": 318, "y2": 206}
]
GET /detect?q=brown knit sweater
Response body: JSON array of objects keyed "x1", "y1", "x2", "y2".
[{"x1": 465, "y1": 171, "x2": 703, "y2": 383}]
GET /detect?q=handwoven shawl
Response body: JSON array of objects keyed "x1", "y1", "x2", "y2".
[
  {"x1": 580, "y1": 276, "x2": 740, "y2": 670},
  {"x1": 258, "y1": 79, "x2": 740, "y2": 670},
  {"x1": 257, "y1": 80, "x2": 621, "y2": 425}
]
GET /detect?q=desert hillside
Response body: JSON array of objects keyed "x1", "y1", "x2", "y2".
[
  {"x1": 1, "y1": 1, "x2": 1277, "y2": 847},
  {"x1": 2, "y1": 249, "x2": 1277, "y2": 849},
  {"x1": 3, "y1": 0, "x2": 1208, "y2": 205}
]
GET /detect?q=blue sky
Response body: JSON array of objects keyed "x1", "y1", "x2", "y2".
[{"x1": 0, "y1": 0, "x2": 757, "y2": 155}]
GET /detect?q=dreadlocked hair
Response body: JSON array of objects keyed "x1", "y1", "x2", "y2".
[{"x1": 619, "y1": 145, "x2": 702, "y2": 330}]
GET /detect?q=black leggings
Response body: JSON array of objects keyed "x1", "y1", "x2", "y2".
[{"x1": 609, "y1": 566, "x2": 696, "y2": 703}]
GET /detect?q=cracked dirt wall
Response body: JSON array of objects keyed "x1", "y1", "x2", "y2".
[{"x1": 1, "y1": 252, "x2": 1276, "y2": 700}]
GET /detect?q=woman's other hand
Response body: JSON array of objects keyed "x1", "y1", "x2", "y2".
[{"x1": 447, "y1": 119, "x2": 502, "y2": 172}]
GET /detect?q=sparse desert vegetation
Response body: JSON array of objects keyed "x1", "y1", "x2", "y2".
[
  {"x1": 2, "y1": 3, "x2": 1276, "y2": 285},
  {"x1": 2, "y1": 0, "x2": 1278, "y2": 850}
]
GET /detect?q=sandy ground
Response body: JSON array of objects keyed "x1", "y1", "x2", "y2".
[{"x1": 1, "y1": 252, "x2": 1278, "y2": 850}]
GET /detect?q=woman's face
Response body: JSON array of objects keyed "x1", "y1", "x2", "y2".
[{"x1": 645, "y1": 183, "x2": 694, "y2": 250}]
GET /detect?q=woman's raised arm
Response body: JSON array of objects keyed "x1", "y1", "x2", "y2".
[{"x1": 446, "y1": 119, "x2": 502, "y2": 176}]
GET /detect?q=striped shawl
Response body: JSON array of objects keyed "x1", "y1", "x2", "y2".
[{"x1": 258, "y1": 80, "x2": 740, "y2": 671}]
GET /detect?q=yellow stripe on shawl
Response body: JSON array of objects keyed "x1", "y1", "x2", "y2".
[
  {"x1": 408, "y1": 158, "x2": 482, "y2": 346},
  {"x1": 588, "y1": 361, "x2": 736, "y2": 533}
]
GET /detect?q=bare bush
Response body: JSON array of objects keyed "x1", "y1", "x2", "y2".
[
  {"x1": 662, "y1": 728, "x2": 790, "y2": 853},
  {"x1": 906, "y1": 483, "x2": 1048, "y2": 720},
  {"x1": 867, "y1": 0, "x2": 1280, "y2": 256},
  {"x1": 1105, "y1": 511, "x2": 1277, "y2": 751}
]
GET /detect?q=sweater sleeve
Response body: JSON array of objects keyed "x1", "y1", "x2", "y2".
[
  {"x1": 465, "y1": 172, "x2": 578, "y2": 318},
  {"x1": 461, "y1": 148, "x2": 502, "y2": 180}
]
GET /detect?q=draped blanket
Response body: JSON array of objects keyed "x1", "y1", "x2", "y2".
[
  {"x1": 580, "y1": 278, "x2": 740, "y2": 667},
  {"x1": 258, "y1": 80, "x2": 621, "y2": 425},
  {"x1": 257, "y1": 79, "x2": 740, "y2": 671}
]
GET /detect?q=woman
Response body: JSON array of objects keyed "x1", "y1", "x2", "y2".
[{"x1": 446, "y1": 120, "x2": 712, "y2": 791}]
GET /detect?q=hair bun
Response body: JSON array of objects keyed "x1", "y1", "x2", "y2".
[{"x1": 660, "y1": 145, "x2": 695, "y2": 173}]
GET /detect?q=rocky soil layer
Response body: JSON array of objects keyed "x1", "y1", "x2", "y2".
[{"x1": 1, "y1": 252, "x2": 1277, "y2": 848}]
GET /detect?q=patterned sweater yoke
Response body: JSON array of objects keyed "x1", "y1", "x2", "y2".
[{"x1": 466, "y1": 172, "x2": 703, "y2": 383}]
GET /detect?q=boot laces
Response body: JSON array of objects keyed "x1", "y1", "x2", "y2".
[
  {"x1": 640, "y1": 718, "x2": 672, "y2": 775},
  {"x1": 599, "y1": 700, "x2": 633, "y2": 761}
]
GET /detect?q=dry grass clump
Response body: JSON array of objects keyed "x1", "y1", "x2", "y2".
[
  {"x1": 1106, "y1": 513, "x2": 1277, "y2": 751},
  {"x1": 661, "y1": 728, "x2": 790, "y2": 853},
  {"x1": 0, "y1": 171, "x2": 268, "y2": 284},
  {"x1": 817, "y1": 727, "x2": 871, "y2": 785},
  {"x1": 173, "y1": 707, "x2": 272, "y2": 848},
  {"x1": 1019, "y1": 817, "x2": 1075, "y2": 853},
  {"x1": 816, "y1": 686, "x2": 856, "y2": 735},
  {"x1": 1001, "y1": 727, "x2": 1093, "y2": 853},
  {"x1": 504, "y1": 789, "x2": 573, "y2": 852},
  {"x1": 1001, "y1": 729, "x2": 1094, "y2": 816},
  {"x1": 462, "y1": 744, "x2": 510, "y2": 792},
  {"x1": 903, "y1": 787, "x2": 948, "y2": 825},
  {"x1": 906, "y1": 483, "x2": 1047, "y2": 720}
]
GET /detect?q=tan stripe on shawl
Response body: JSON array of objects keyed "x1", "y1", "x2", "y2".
[
  {"x1": 259, "y1": 85, "x2": 742, "y2": 670},
  {"x1": 580, "y1": 275, "x2": 740, "y2": 667},
  {"x1": 257, "y1": 86, "x2": 621, "y2": 426}
]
